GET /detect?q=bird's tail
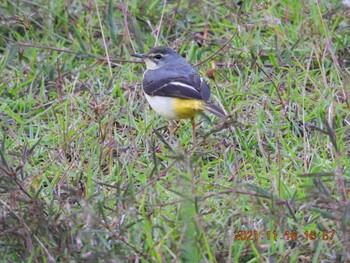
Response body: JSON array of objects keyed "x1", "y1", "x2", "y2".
[{"x1": 203, "y1": 103, "x2": 227, "y2": 119}]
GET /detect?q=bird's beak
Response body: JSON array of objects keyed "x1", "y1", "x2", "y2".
[{"x1": 131, "y1": 53, "x2": 145, "y2": 59}]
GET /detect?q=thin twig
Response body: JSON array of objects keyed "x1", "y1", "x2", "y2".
[
  {"x1": 193, "y1": 32, "x2": 237, "y2": 67},
  {"x1": 155, "y1": 0, "x2": 167, "y2": 46},
  {"x1": 94, "y1": 0, "x2": 112, "y2": 77},
  {"x1": 7, "y1": 40, "x2": 135, "y2": 64}
]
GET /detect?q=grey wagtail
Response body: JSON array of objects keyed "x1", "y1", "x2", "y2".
[{"x1": 131, "y1": 46, "x2": 227, "y2": 140}]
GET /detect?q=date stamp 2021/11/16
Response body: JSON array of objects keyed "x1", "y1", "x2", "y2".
[{"x1": 234, "y1": 230, "x2": 335, "y2": 241}]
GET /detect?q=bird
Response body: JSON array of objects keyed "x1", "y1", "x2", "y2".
[{"x1": 131, "y1": 46, "x2": 227, "y2": 142}]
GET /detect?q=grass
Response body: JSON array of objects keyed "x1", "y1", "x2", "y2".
[{"x1": 1, "y1": 0, "x2": 350, "y2": 262}]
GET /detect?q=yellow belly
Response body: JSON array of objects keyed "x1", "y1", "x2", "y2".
[
  {"x1": 144, "y1": 94, "x2": 204, "y2": 120},
  {"x1": 173, "y1": 98, "x2": 204, "y2": 119}
]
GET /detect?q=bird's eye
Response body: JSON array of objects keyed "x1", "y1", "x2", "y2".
[{"x1": 154, "y1": 54, "x2": 162, "y2": 59}]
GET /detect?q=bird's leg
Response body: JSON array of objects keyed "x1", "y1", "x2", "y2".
[
  {"x1": 191, "y1": 117, "x2": 196, "y2": 145},
  {"x1": 168, "y1": 120, "x2": 179, "y2": 135}
]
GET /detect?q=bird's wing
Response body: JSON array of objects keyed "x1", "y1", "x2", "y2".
[{"x1": 143, "y1": 74, "x2": 211, "y2": 102}]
